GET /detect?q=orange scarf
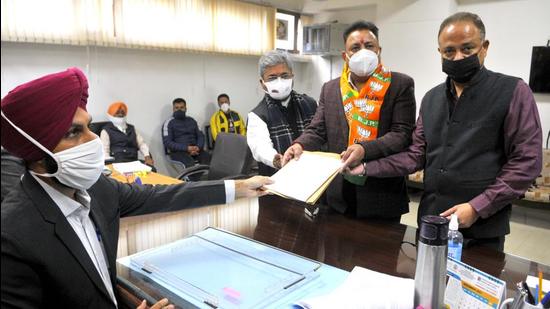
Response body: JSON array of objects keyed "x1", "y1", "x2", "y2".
[{"x1": 340, "y1": 63, "x2": 391, "y2": 146}]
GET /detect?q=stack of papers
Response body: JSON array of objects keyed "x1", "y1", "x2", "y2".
[
  {"x1": 264, "y1": 151, "x2": 343, "y2": 204},
  {"x1": 294, "y1": 266, "x2": 415, "y2": 309},
  {"x1": 112, "y1": 161, "x2": 152, "y2": 174}
]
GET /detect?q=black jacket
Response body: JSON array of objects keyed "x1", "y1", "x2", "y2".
[{"x1": 1, "y1": 172, "x2": 226, "y2": 308}]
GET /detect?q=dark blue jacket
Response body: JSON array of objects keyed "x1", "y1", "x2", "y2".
[{"x1": 162, "y1": 116, "x2": 205, "y2": 153}]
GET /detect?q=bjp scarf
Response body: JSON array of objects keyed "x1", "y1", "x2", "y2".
[{"x1": 340, "y1": 63, "x2": 391, "y2": 184}]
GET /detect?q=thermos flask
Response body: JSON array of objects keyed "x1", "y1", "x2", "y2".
[{"x1": 414, "y1": 215, "x2": 450, "y2": 309}]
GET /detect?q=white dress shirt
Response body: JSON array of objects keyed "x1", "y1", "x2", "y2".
[
  {"x1": 247, "y1": 96, "x2": 291, "y2": 168},
  {"x1": 30, "y1": 174, "x2": 118, "y2": 306}
]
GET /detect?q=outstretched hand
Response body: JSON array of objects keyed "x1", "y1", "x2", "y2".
[
  {"x1": 235, "y1": 176, "x2": 274, "y2": 199},
  {"x1": 282, "y1": 144, "x2": 303, "y2": 167}
]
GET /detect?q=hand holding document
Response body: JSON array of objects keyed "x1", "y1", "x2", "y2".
[
  {"x1": 294, "y1": 266, "x2": 415, "y2": 309},
  {"x1": 264, "y1": 151, "x2": 343, "y2": 204}
]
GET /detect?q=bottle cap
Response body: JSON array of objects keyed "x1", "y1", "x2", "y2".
[
  {"x1": 449, "y1": 214, "x2": 459, "y2": 231},
  {"x1": 419, "y1": 215, "x2": 449, "y2": 246}
]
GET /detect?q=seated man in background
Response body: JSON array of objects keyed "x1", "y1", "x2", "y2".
[
  {"x1": 247, "y1": 50, "x2": 317, "y2": 176},
  {"x1": 210, "y1": 93, "x2": 246, "y2": 141},
  {"x1": 0, "y1": 67, "x2": 271, "y2": 308},
  {"x1": 162, "y1": 98, "x2": 210, "y2": 168},
  {"x1": 100, "y1": 101, "x2": 155, "y2": 169}
]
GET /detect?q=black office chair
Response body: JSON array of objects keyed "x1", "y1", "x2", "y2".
[
  {"x1": 1, "y1": 147, "x2": 25, "y2": 203},
  {"x1": 177, "y1": 133, "x2": 254, "y2": 181},
  {"x1": 204, "y1": 124, "x2": 215, "y2": 151},
  {"x1": 89, "y1": 121, "x2": 110, "y2": 136},
  {"x1": 89, "y1": 121, "x2": 116, "y2": 165}
]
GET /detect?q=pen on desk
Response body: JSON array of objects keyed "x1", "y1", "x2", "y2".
[
  {"x1": 536, "y1": 285, "x2": 539, "y2": 305},
  {"x1": 540, "y1": 271, "x2": 544, "y2": 305}
]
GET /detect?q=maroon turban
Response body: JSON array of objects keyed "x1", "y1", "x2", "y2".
[{"x1": 1, "y1": 67, "x2": 89, "y2": 161}]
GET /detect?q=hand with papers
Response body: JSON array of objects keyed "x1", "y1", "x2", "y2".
[
  {"x1": 294, "y1": 266, "x2": 415, "y2": 309},
  {"x1": 264, "y1": 151, "x2": 343, "y2": 204}
]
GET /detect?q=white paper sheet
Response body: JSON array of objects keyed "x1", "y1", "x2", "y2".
[
  {"x1": 112, "y1": 161, "x2": 152, "y2": 174},
  {"x1": 294, "y1": 266, "x2": 415, "y2": 309},
  {"x1": 264, "y1": 152, "x2": 342, "y2": 202}
]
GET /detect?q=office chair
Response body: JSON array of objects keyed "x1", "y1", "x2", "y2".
[
  {"x1": 204, "y1": 124, "x2": 215, "y2": 151},
  {"x1": 89, "y1": 121, "x2": 115, "y2": 164},
  {"x1": 177, "y1": 133, "x2": 254, "y2": 181},
  {"x1": 89, "y1": 121, "x2": 110, "y2": 137}
]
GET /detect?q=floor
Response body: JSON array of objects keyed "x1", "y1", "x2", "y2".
[{"x1": 400, "y1": 191, "x2": 550, "y2": 265}]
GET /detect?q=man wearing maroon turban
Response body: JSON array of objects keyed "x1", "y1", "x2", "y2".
[{"x1": 1, "y1": 68, "x2": 272, "y2": 308}]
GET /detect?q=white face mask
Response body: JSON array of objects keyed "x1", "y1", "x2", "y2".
[
  {"x1": 108, "y1": 115, "x2": 127, "y2": 128},
  {"x1": 347, "y1": 49, "x2": 379, "y2": 77},
  {"x1": 263, "y1": 77, "x2": 293, "y2": 100},
  {"x1": 1, "y1": 110, "x2": 105, "y2": 190},
  {"x1": 220, "y1": 103, "x2": 230, "y2": 113}
]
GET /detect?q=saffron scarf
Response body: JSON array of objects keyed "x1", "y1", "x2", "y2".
[{"x1": 340, "y1": 63, "x2": 391, "y2": 184}]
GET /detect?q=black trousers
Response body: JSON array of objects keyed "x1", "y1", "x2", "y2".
[{"x1": 169, "y1": 151, "x2": 210, "y2": 167}]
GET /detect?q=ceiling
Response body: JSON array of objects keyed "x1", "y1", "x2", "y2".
[{"x1": 243, "y1": 0, "x2": 380, "y2": 14}]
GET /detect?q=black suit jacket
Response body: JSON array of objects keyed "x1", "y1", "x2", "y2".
[
  {"x1": 295, "y1": 72, "x2": 416, "y2": 218},
  {"x1": 1, "y1": 172, "x2": 226, "y2": 308}
]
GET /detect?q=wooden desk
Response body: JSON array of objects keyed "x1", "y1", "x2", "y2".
[
  {"x1": 108, "y1": 166, "x2": 182, "y2": 185},
  {"x1": 116, "y1": 195, "x2": 549, "y2": 307}
]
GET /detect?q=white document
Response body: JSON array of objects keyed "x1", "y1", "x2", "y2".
[
  {"x1": 112, "y1": 161, "x2": 152, "y2": 174},
  {"x1": 294, "y1": 266, "x2": 415, "y2": 309},
  {"x1": 264, "y1": 151, "x2": 342, "y2": 203}
]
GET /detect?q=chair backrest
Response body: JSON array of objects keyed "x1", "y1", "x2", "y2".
[
  {"x1": 89, "y1": 121, "x2": 111, "y2": 136},
  {"x1": 207, "y1": 133, "x2": 253, "y2": 180},
  {"x1": 205, "y1": 124, "x2": 215, "y2": 151}
]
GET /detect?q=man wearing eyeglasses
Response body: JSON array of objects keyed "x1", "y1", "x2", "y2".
[{"x1": 247, "y1": 50, "x2": 318, "y2": 176}]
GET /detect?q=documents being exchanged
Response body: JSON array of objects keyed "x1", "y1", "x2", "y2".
[{"x1": 264, "y1": 151, "x2": 343, "y2": 204}]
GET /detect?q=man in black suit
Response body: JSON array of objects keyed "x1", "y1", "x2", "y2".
[{"x1": 0, "y1": 67, "x2": 271, "y2": 308}]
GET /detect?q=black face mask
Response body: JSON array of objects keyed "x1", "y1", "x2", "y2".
[
  {"x1": 442, "y1": 53, "x2": 481, "y2": 84},
  {"x1": 173, "y1": 110, "x2": 186, "y2": 120}
]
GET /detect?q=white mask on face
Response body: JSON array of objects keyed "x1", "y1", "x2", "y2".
[
  {"x1": 108, "y1": 115, "x2": 127, "y2": 128},
  {"x1": 263, "y1": 77, "x2": 293, "y2": 100},
  {"x1": 220, "y1": 103, "x2": 230, "y2": 113},
  {"x1": 347, "y1": 49, "x2": 379, "y2": 77},
  {"x1": 1, "y1": 110, "x2": 105, "y2": 190}
]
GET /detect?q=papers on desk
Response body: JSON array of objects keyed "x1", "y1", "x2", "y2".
[
  {"x1": 112, "y1": 161, "x2": 152, "y2": 174},
  {"x1": 264, "y1": 151, "x2": 343, "y2": 204},
  {"x1": 294, "y1": 266, "x2": 415, "y2": 309}
]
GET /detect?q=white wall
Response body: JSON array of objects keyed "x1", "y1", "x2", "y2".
[
  {"x1": 1, "y1": 43, "x2": 305, "y2": 175},
  {"x1": 2, "y1": 0, "x2": 549, "y2": 176},
  {"x1": 300, "y1": 0, "x2": 550, "y2": 141}
]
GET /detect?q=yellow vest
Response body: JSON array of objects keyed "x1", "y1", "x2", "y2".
[{"x1": 209, "y1": 110, "x2": 246, "y2": 141}]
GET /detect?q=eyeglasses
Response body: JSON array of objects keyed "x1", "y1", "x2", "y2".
[{"x1": 263, "y1": 73, "x2": 294, "y2": 83}]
